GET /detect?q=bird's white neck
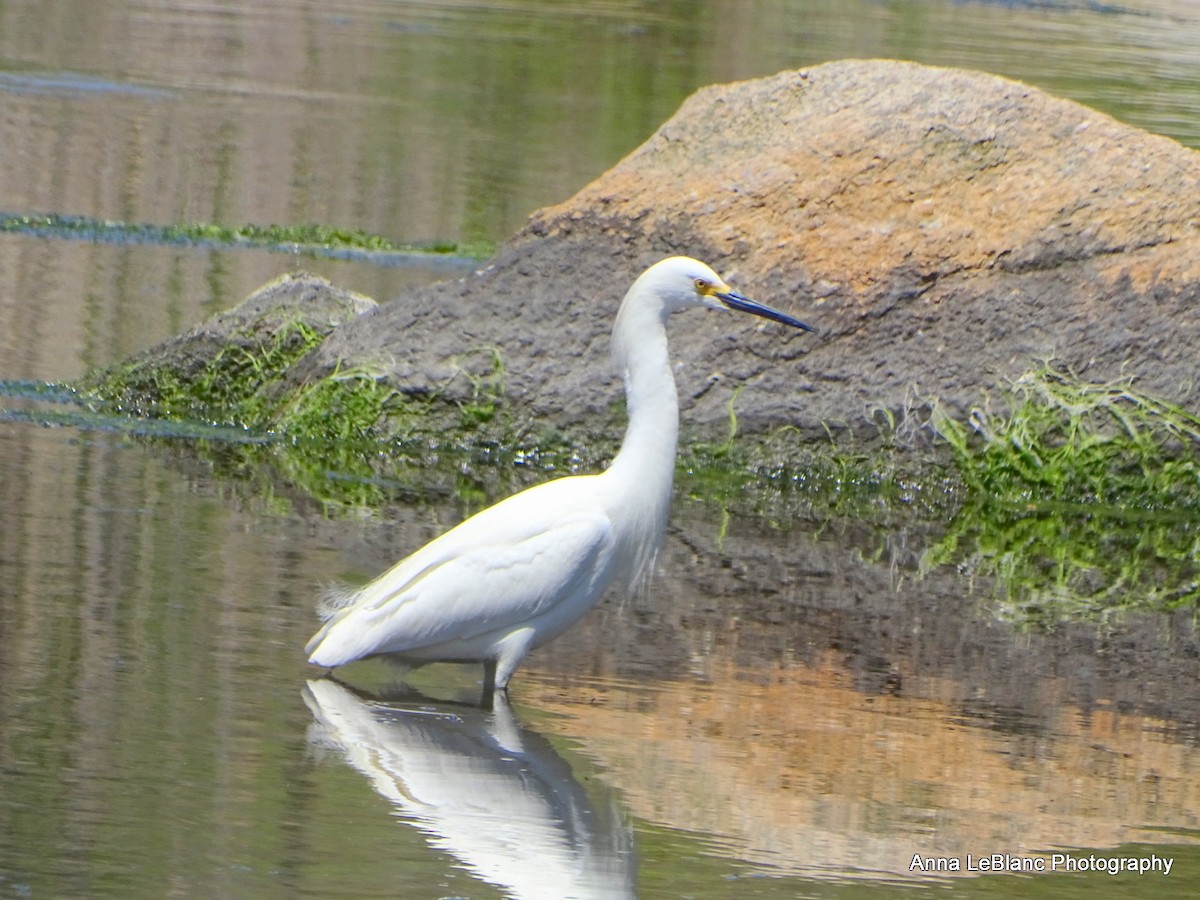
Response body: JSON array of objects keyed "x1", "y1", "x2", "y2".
[{"x1": 600, "y1": 289, "x2": 679, "y2": 590}]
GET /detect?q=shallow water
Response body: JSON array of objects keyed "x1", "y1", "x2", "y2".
[
  {"x1": 2, "y1": 1, "x2": 1200, "y2": 897},
  {"x1": 2, "y1": 414, "x2": 1198, "y2": 897}
]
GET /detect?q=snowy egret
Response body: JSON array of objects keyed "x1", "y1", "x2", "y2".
[{"x1": 306, "y1": 256, "x2": 812, "y2": 697}]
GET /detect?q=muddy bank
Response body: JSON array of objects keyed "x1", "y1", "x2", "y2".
[{"x1": 91, "y1": 59, "x2": 1200, "y2": 456}]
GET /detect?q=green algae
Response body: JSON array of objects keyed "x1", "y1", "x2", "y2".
[
  {"x1": 63, "y1": 339, "x2": 1200, "y2": 624},
  {"x1": 923, "y1": 364, "x2": 1200, "y2": 622},
  {"x1": 930, "y1": 364, "x2": 1200, "y2": 512},
  {"x1": 0, "y1": 212, "x2": 492, "y2": 263},
  {"x1": 83, "y1": 319, "x2": 327, "y2": 425}
]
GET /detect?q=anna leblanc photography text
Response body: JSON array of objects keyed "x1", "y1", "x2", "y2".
[{"x1": 909, "y1": 852, "x2": 1175, "y2": 876}]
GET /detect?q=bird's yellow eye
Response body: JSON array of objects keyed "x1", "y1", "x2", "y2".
[{"x1": 693, "y1": 277, "x2": 712, "y2": 294}]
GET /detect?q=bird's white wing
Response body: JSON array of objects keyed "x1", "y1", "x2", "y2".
[{"x1": 306, "y1": 478, "x2": 617, "y2": 666}]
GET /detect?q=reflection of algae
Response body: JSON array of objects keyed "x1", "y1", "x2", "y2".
[
  {"x1": 926, "y1": 365, "x2": 1200, "y2": 622},
  {"x1": 925, "y1": 501, "x2": 1198, "y2": 624},
  {"x1": 518, "y1": 657, "x2": 1200, "y2": 883}
]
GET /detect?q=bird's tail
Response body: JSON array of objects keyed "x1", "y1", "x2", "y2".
[
  {"x1": 315, "y1": 582, "x2": 360, "y2": 621},
  {"x1": 306, "y1": 583, "x2": 362, "y2": 662}
]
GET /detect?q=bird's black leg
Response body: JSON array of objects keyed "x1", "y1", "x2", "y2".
[{"x1": 480, "y1": 659, "x2": 498, "y2": 709}]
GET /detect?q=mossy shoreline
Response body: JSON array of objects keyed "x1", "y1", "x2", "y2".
[{"x1": 61, "y1": 296, "x2": 1200, "y2": 626}]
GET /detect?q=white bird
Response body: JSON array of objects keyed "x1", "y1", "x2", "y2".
[{"x1": 306, "y1": 256, "x2": 812, "y2": 698}]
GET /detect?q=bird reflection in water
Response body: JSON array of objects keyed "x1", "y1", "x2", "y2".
[{"x1": 303, "y1": 679, "x2": 636, "y2": 899}]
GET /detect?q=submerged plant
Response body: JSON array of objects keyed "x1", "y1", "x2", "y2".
[
  {"x1": 925, "y1": 364, "x2": 1200, "y2": 621},
  {"x1": 0, "y1": 212, "x2": 492, "y2": 261},
  {"x1": 274, "y1": 365, "x2": 400, "y2": 447}
]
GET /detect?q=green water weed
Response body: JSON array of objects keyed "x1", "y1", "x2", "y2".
[
  {"x1": 926, "y1": 364, "x2": 1200, "y2": 621},
  {"x1": 0, "y1": 212, "x2": 493, "y2": 261}
]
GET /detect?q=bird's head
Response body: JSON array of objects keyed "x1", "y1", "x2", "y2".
[{"x1": 634, "y1": 256, "x2": 814, "y2": 332}]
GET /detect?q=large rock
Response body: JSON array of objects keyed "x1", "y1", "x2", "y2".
[
  {"x1": 300, "y1": 59, "x2": 1200, "y2": 449},
  {"x1": 112, "y1": 60, "x2": 1200, "y2": 453}
]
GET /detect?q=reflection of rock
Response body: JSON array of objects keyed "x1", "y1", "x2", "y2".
[
  {"x1": 509, "y1": 506, "x2": 1200, "y2": 879},
  {"x1": 519, "y1": 660, "x2": 1200, "y2": 881},
  {"x1": 87, "y1": 60, "x2": 1200, "y2": 457},
  {"x1": 302, "y1": 679, "x2": 635, "y2": 900}
]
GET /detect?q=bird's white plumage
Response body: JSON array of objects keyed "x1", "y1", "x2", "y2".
[
  {"x1": 305, "y1": 255, "x2": 811, "y2": 694},
  {"x1": 306, "y1": 477, "x2": 616, "y2": 673}
]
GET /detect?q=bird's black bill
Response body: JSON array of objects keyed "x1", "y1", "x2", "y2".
[{"x1": 718, "y1": 290, "x2": 814, "y2": 332}]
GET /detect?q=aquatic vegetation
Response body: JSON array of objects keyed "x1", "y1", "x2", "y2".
[
  {"x1": 0, "y1": 212, "x2": 492, "y2": 263},
  {"x1": 448, "y1": 345, "x2": 508, "y2": 429},
  {"x1": 927, "y1": 500, "x2": 1199, "y2": 624},
  {"x1": 930, "y1": 364, "x2": 1200, "y2": 510},
  {"x1": 274, "y1": 365, "x2": 402, "y2": 445},
  {"x1": 69, "y1": 330, "x2": 1200, "y2": 626},
  {"x1": 684, "y1": 363, "x2": 1200, "y2": 622},
  {"x1": 924, "y1": 364, "x2": 1200, "y2": 622},
  {"x1": 88, "y1": 319, "x2": 327, "y2": 425}
]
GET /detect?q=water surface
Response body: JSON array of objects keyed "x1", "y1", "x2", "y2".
[{"x1": 2, "y1": 1, "x2": 1199, "y2": 897}]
